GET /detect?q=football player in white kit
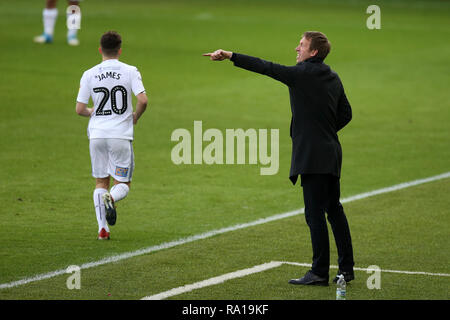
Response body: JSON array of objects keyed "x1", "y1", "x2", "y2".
[
  {"x1": 34, "y1": 0, "x2": 81, "y2": 46},
  {"x1": 76, "y1": 31, "x2": 148, "y2": 240}
]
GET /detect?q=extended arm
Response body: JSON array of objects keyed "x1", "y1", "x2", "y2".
[
  {"x1": 203, "y1": 49, "x2": 297, "y2": 86},
  {"x1": 203, "y1": 49, "x2": 233, "y2": 61}
]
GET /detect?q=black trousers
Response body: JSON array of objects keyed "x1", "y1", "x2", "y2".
[{"x1": 301, "y1": 174, "x2": 354, "y2": 278}]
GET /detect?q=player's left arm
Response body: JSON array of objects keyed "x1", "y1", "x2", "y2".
[
  {"x1": 131, "y1": 66, "x2": 148, "y2": 125},
  {"x1": 76, "y1": 102, "x2": 93, "y2": 117},
  {"x1": 133, "y1": 92, "x2": 148, "y2": 125}
]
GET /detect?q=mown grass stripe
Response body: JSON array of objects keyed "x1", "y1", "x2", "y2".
[
  {"x1": 1, "y1": 171, "x2": 449, "y2": 290},
  {"x1": 143, "y1": 261, "x2": 450, "y2": 300}
]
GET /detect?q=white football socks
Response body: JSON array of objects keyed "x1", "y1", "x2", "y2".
[
  {"x1": 66, "y1": 9, "x2": 81, "y2": 39},
  {"x1": 43, "y1": 8, "x2": 58, "y2": 36},
  {"x1": 67, "y1": 28, "x2": 78, "y2": 39},
  {"x1": 93, "y1": 188, "x2": 109, "y2": 233},
  {"x1": 110, "y1": 183, "x2": 130, "y2": 203},
  {"x1": 93, "y1": 184, "x2": 129, "y2": 233}
]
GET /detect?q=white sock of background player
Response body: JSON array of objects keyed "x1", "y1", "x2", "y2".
[
  {"x1": 43, "y1": 8, "x2": 58, "y2": 37},
  {"x1": 66, "y1": 7, "x2": 80, "y2": 39}
]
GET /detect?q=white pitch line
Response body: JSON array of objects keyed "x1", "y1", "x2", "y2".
[
  {"x1": 0, "y1": 171, "x2": 449, "y2": 290},
  {"x1": 143, "y1": 261, "x2": 450, "y2": 300},
  {"x1": 142, "y1": 261, "x2": 284, "y2": 300},
  {"x1": 283, "y1": 262, "x2": 450, "y2": 277},
  {"x1": 339, "y1": 171, "x2": 450, "y2": 204}
]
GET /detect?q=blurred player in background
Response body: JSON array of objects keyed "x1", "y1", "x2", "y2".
[
  {"x1": 76, "y1": 31, "x2": 148, "y2": 240},
  {"x1": 34, "y1": 0, "x2": 81, "y2": 46}
]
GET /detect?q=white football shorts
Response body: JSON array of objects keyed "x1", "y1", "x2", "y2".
[{"x1": 89, "y1": 138, "x2": 134, "y2": 182}]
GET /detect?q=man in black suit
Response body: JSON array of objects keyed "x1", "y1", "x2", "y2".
[{"x1": 204, "y1": 31, "x2": 354, "y2": 286}]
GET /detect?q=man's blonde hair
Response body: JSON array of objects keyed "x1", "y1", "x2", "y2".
[{"x1": 302, "y1": 31, "x2": 331, "y2": 60}]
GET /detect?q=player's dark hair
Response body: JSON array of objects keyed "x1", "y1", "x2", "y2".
[
  {"x1": 302, "y1": 31, "x2": 331, "y2": 60},
  {"x1": 100, "y1": 31, "x2": 122, "y2": 57}
]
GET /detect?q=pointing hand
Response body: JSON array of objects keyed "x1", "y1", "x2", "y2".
[{"x1": 202, "y1": 49, "x2": 232, "y2": 61}]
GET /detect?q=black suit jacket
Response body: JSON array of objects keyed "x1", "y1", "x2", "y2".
[{"x1": 230, "y1": 53, "x2": 352, "y2": 185}]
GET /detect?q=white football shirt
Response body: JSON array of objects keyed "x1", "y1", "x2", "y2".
[{"x1": 77, "y1": 59, "x2": 145, "y2": 140}]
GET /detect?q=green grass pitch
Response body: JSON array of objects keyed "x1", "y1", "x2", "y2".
[{"x1": 0, "y1": 0, "x2": 449, "y2": 300}]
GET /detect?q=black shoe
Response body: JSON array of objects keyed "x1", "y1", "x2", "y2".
[
  {"x1": 333, "y1": 270, "x2": 355, "y2": 283},
  {"x1": 102, "y1": 193, "x2": 117, "y2": 226},
  {"x1": 289, "y1": 270, "x2": 329, "y2": 286}
]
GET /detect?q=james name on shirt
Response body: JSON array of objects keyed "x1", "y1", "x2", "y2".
[{"x1": 95, "y1": 71, "x2": 121, "y2": 82}]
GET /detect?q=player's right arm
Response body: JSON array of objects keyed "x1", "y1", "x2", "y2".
[
  {"x1": 76, "y1": 71, "x2": 92, "y2": 117},
  {"x1": 76, "y1": 102, "x2": 93, "y2": 117}
]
